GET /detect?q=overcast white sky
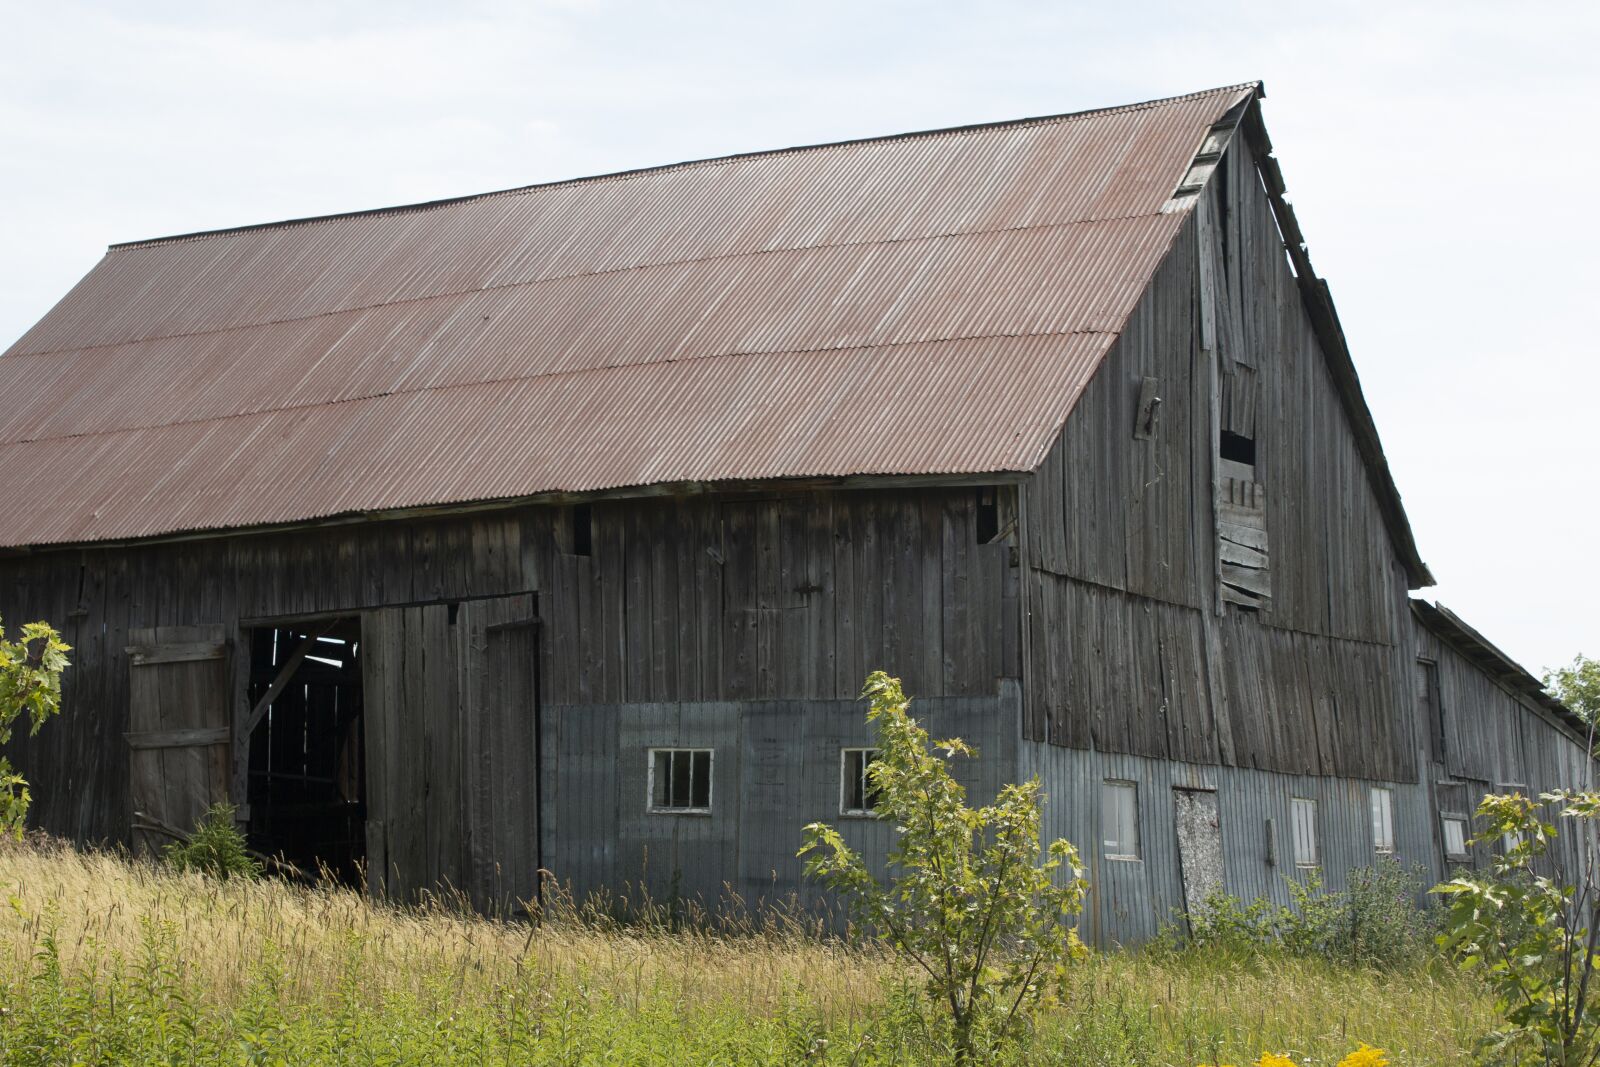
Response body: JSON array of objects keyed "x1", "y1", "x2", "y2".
[{"x1": 3, "y1": 0, "x2": 1595, "y2": 675}]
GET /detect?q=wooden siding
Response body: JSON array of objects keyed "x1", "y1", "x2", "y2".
[
  {"x1": 1021, "y1": 132, "x2": 1416, "y2": 782},
  {"x1": 0, "y1": 486, "x2": 1014, "y2": 843},
  {"x1": 1416, "y1": 626, "x2": 1592, "y2": 802}
]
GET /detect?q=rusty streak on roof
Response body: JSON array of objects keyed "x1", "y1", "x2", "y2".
[{"x1": 0, "y1": 84, "x2": 1260, "y2": 548}]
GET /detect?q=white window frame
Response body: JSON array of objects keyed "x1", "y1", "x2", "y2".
[
  {"x1": 1370, "y1": 786, "x2": 1395, "y2": 854},
  {"x1": 1102, "y1": 779, "x2": 1140, "y2": 861},
  {"x1": 646, "y1": 747, "x2": 714, "y2": 815},
  {"x1": 839, "y1": 748, "x2": 881, "y2": 817},
  {"x1": 1442, "y1": 815, "x2": 1471, "y2": 860},
  {"x1": 1291, "y1": 797, "x2": 1319, "y2": 868}
]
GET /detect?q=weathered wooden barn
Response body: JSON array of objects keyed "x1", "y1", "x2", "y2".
[{"x1": 0, "y1": 82, "x2": 1589, "y2": 941}]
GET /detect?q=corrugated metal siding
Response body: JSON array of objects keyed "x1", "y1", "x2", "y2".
[
  {"x1": 540, "y1": 689, "x2": 1018, "y2": 910},
  {"x1": 0, "y1": 85, "x2": 1255, "y2": 548},
  {"x1": 1020, "y1": 744, "x2": 1440, "y2": 947}
]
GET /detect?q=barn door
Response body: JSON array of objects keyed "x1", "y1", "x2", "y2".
[
  {"x1": 361, "y1": 594, "x2": 538, "y2": 909},
  {"x1": 459, "y1": 594, "x2": 539, "y2": 915},
  {"x1": 1173, "y1": 787, "x2": 1224, "y2": 923},
  {"x1": 126, "y1": 625, "x2": 232, "y2": 854}
]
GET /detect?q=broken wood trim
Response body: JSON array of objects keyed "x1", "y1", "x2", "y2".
[
  {"x1": 1235, "y1": 96, "x2": 1431, "y2": 588},
  {"x1": 486, "y1": 616, "x2": 541, "y2": 633},
  {"x1": 126, "y1": 641, "x2": 225, "y2": 666},
  {"x1": 125, "y1": 727, "x2": 231, "y2": 750},
  {"x1": 244, "y1": 621, "x2": 338, "y2": 735}
]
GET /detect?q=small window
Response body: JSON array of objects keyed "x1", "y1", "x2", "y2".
[
  {"x1": 975, "y1": 487, "x2": 1000, "y2": 544},
  {"x1": 1291, "y1": 797, "x2": 1319, "y2": 868},
  {"x1": 571, "y1": 504, "x2": 593, "y2": 557},
  {"x1": 1417, "y1": 659, "x2": 1444, "y2": 762},
  {"x1": 1102, "y1": 780, "x2": 1140, "y2": 860},
  {"x1": 648, "y1": 748, "x2": 712, "y2": 814},
  {"x1": 1219, "y1": 430, "x2": 1256, "y2": 466},
  {"x1": 1370, "y1": 787, "x2": 1395, "y2": 854},
  {"x1": 840, "y1": 748, "x2": 881, "y2": 816},
  {"x1": 1442, "y1": 816, "x2": 1470, "y2": 860}
]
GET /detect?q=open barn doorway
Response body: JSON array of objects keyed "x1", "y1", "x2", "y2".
[{"x1": 242, "y1": 618, "x2": 366, "y2": 886}]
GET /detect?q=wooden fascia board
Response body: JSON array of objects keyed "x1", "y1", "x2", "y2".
[
  {"x1": 1237, "y1": 99, "x2": 1433, "y2": 589},
  {"x1": 0, "y1": 470, "x2": 1026, "y2": 558}
]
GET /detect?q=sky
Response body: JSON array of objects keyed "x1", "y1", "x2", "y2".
[{"x1": 2, "y1": 0, "x2": 1595, "y2": 675}]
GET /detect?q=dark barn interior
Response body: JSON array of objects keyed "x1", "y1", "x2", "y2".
[{"x1": 244, "y1": 619, "x2": 365, "y2": 885}]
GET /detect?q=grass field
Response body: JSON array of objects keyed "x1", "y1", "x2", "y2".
[{"x1": 0, "y1": 838, "x2": 1493, "y2": 1065}]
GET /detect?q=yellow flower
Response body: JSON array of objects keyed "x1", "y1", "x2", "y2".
[
  {"x1": 1256, "y1": 1054, "x2": 1297, "y2": 1067},
  {"x1": 1337, "y1": 1045, "x2": 1389, "y2": 1067}
]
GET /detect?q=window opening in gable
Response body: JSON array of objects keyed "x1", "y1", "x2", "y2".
[
  {"x1": 571, "y1": 504, "x2": 593, "y2": 557},
  {"x1": 975, "y1": 487, "x2": 1000, "y2": 544},
  {"x1": 1219, "y1": 430, "x2": 1256, "y2": 467},
  {"x1": 1418, "y1": 659, "x2": 1445, "y2": 763}
]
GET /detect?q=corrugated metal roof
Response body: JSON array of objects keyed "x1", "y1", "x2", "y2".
[{"x1": 0, "y1": 83, "x2": 1258, "y2": 548}]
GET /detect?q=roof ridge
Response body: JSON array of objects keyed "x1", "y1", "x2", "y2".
[{"x1": 108, "y1": 82, "x2": 1261, "y2": 252}]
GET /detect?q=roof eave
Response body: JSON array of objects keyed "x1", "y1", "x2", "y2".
[{"x1": 1237, "y1": 97, "x2": 1434, "y2": 590}]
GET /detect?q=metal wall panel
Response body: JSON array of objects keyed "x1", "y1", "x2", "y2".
[
  {"x1": 540, "y1": 687, "x2": 1019, "y2": 912},
  {"x1": 1020, "y1": 743, "x2": 1441, "y2": 947}
]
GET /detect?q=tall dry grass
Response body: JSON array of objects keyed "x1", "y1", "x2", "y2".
[
  {"x1": 0, "y1": 834, "x2": 884, "y2": 1018},
  {"x1": 0, "y1": 836, "x2": 1495, "y2": 1064}
]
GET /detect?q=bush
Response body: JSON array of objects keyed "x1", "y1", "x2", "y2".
[
  {"x1": 800, "y1": 671, "x2": 1088, "y2": 1063},
  {"x1": 1173, "y1": 856, "x2": 1437, "y2": 967},
  {"x1": 1437, "y1": 790, "x2": 1600, "y2": 1066},
  {"x1": 0, "y1": 618, "x2": 70, "y2": 837},
  {"x1": 164, "y1": 802, "x2": 261, "y2": 880}
]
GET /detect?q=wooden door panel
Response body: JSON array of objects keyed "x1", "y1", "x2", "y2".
[
  {"x1": 460, "y1": 594, "x2": 539, "y2": 915},
  {"x1": 362, "y1": 595, "x2": 539, "y2": 911},
  {"x1": 126, "y1": 624, "x2": 231, "y2": 854},
  {"x1": 360, "y1": 604, "x2": 457, "y2": 901}
]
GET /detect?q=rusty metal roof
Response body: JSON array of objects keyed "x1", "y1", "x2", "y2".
[{"x1": 0, "y1": 84, "x2": 1259, "y2": 548}]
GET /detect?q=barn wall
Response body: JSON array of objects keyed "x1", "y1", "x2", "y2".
[
  {"x1": 1021, "y1": 744, "x2": 1435, "y2": 947},
  {"x1": 543, "y1": 686, "x2": 1019, "y2": 910},
  {"x1": 1411, "y1": 621, "x2": 1594, "y2": 875},
  {"x1": 1024, "y1": 615, "x2": 1593, "y2": 948},
  {"x1": 0, "y1": 485, "x2": 1016, "y2": 848},
  {"x1": 1416, "y1": 627, "x2": 1591, "y2": 791},
  {"x1": 1021, "y1": 132, "x2": 1417, "y2": 781}
]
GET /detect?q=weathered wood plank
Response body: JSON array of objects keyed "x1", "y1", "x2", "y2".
[
  {"x1": 125, "y1": 641, "x2": 224, "y2": 665},
  {"x1": 125, "y1": 727, "x2": 230, "y2": 749}
]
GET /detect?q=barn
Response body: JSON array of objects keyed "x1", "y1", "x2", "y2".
[{"x1": 0, "y1": 81, "x2": 1588, "y2": 941}]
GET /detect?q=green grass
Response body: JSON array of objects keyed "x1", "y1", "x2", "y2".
[{"x1": 0, "y1": 838, "x2": 1493, "y2": 1065}]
